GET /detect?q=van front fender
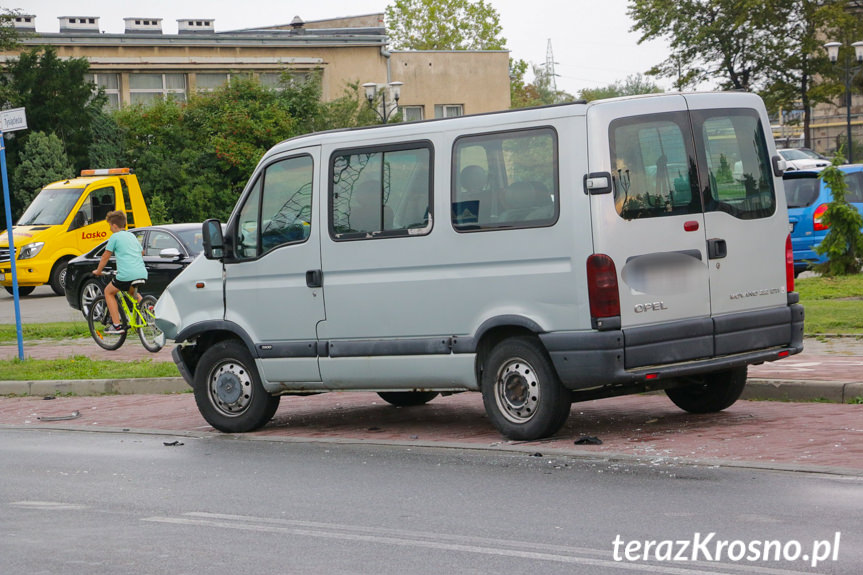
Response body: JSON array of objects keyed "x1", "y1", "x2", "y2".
[{"x1": 175, "y1": 320, "x2": 257, "y2": 357}]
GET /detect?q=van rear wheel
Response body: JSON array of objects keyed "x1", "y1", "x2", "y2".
[
  {"x1": 194, "y1": 340, "x2": 280, "y2": 433},
  {"x1": 481, "y1": 336, "x2": 571, "y2": 441},
  {"x1": 665, "y1": 367, "x2": 747, "y2": 414}
]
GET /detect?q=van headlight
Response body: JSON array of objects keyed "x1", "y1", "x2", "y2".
[{"x1": 18, "y1": 242, "x2": 44, "y2": 260}]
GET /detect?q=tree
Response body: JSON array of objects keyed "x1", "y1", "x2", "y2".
[
  {"x1": 815, "y1": 154, "x2": 863, "y2": 275},
  {"x1": 628, "y1": 0, "x2": 861, "y2": 148},
  {"x1": 754, "y1": 0, "x2": 857, "y2": 149},
  {"x1": 11, "y1": 131, "x2": 74, "y2": 213},
  {"x1": 628, "y1": 0, "x2": 768, "y2": 91},
  {"x1": 0, "y1": 47, "x2": 106, "y2": 173},
  {"x1": 112, "y1": 75, "x2": 376, "y2": 222},
  {"x1": 0, "y1": 8, "x2": 23, "y2": 52},
  {"x1": 579, "y1": 74, "x2": 663, "y2": 102},
  {"x1": 385, "y1": 0, "x2": 505, "y2": 50}
]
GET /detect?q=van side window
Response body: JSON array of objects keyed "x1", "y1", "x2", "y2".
[
  {"x1": 330, "y1": 144, "x2": 432, "y2": 240},
  {"x1": 693, "y1": 110, "x2": 775, "y2": 219},
  {"x1": 234, "y1": 155, "x2": 314, "y2": 260},
  {"x1": 452, "y1": 128, "x2": 558, "y2": 231},
  {"x1": 609, "y1": 113, "x2": 700, "y2": 220}
]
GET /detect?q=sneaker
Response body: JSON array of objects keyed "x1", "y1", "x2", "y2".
[{"x1": 105, "y1": 323, "x2": 126, "y2": 334}]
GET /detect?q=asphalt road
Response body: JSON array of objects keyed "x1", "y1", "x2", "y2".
[
  {"x1": 0, "y1": 285, "x2": 82, "y2": 323},
  {"x1": 2, "y1": 428, "x2": 861, "y2": 575}
]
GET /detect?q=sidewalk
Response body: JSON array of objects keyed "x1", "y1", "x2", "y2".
[
  {"x1": 2, "y1": 336, "x2": 862, "y2": 402},
  {"x1": 1, "y1": 336, "x2": 861, "y2": 476}
]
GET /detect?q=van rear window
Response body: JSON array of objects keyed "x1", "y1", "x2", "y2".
[
  {"x1": 609, "y1": 113, "x2": 701, "y2": 220},
  {"x1": 693, "y1": 110, "x2": 776, "y2": 220}
]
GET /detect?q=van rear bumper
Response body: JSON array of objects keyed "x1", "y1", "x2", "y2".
[{"x1": 541, "y1": 303, "x2": 804, "y2": 391}]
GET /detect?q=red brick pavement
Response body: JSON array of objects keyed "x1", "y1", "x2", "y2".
[{"x1": 1, "y1": 391, "x2": 861, "y2": 474}]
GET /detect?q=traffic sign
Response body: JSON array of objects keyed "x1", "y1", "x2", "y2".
[{"x1": 1, "y1": 107, "x2": 27, "y2": 132}]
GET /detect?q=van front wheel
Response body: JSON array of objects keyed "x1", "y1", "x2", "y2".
[
  {"x1": 665, "y1": 367, "x2": 747, "y2": 414},
  {"x1": 481, "y1": 336, "x2": 571, "y2": 441},
  {"x1": 194, "y1": 340, "x2": 280, "y2": 432}
]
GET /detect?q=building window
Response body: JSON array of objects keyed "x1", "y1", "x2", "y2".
[
  {"x1": 400, "y1": 106, "x2": 424, "y2": 122},
  {"x1": 85, "y1": 73, "x2": 121, "y2": 110},
  {"x1": 129, "y1": 73, "x2": 187, "y2": 105},
  {"x1": 258, "y1": 71, "x2": 313, "y2": 90},
  {"x1": 434, "y1": 104, "x2": 463, "y2": 119},
  {"x1": 194, "y1": 73, "x2": 252, "y2": 92}
]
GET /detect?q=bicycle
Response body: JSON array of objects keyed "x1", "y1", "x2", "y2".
[{"x1": 87, "y1": 273, "x2": 164, "y2": 353}]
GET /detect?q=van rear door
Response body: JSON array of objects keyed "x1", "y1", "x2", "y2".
[
  {"x1": 586, "y1": 95, "x2": 712, "y2": 336},
  {"x1": 682, "y1": 93, "x2": 788, "y2": 318}
]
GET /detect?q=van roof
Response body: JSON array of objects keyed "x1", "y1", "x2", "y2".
[{"x1": 263, "y1": 90, "x2": 756, "y2": 159}]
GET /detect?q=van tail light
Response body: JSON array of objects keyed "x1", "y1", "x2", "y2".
[
  {"x1": 786, "y1": 234, "x2": 794, "y2": 293},
  {"x1": 587, "y1": 254, "x2": 620, "y2": 320},
  {"x1": 813, "y1": 203, "x2": 829, "y2": 231}
]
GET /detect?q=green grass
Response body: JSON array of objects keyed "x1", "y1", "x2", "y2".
[
  {"x1": 796, "y1": 274, "x2": 863, "y2": 335},
  {"x1": 796, "y1": 274, "x2": 863, "y2": 301},
  {"x1": 0, "y1": 356, "x2": 179, "y2": 381},
  {"x1": 0, "y1": 322, "x2": 89, "y2": 344}
]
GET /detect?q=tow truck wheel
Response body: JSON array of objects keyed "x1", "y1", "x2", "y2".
[
  {"x1": 49, "y1": 260, "x2": 69, "y2": 296},
  {"x1": 4, "y1": 286, "x2": 35, "y2": 296}
]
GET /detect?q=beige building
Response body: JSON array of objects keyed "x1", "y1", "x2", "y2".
[{"x1": 4, "y1": 13, "x2": 511, "y2": 120}]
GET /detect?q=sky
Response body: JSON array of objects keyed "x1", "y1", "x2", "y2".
[{"x1": 8, "y1": 0, "x2": 673, "y2": 96}]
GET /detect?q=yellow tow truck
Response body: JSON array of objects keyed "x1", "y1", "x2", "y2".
[{"x1": 0, "y1": 168, "x2": 152, "y2": 296}]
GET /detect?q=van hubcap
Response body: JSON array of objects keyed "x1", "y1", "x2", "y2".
[
  {"x1": 495, "y1": 358, "x2": 539, "y2": 424},
  {"x1": 208, "y1": 362, "x2": 252, "y2": 415}
]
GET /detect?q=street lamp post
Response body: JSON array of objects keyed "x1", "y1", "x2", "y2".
[
  {"x1": 824, "y1": 40, "x2": 863, "y2": 163},
  {"x1": 362, "y1": 81, "x2": 403, "y2": 123}
]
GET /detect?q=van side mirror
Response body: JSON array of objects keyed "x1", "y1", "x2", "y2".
[{"x1": 202, "y1": 218, "x2": 225, "y2": 260}]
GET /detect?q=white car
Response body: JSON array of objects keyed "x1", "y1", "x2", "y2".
[{"x1": 778, "y1": 148, "x2": 830, "y2": 171}]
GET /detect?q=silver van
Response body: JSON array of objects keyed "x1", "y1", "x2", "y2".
[{"x1": 155, "y1": 92, "x2": 804, "y2": 440}]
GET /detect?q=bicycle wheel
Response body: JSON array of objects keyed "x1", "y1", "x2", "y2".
[
  {"x1": 137, "y1": 295, "x2": 164, "y2": 353},
  {"x1": 87, "y1": 296, "x2": 126, "y2": 350}
]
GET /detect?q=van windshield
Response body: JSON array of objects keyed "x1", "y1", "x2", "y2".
[
  {"x1": 783, "y1": 176, "x2": 820, "y2": 208},
  {"x1": 17, "y1": 187, "x2": 84, "y2": 226}
]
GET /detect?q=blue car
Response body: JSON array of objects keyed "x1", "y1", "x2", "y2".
[{"x1": 784, "y1": 164, "x2": 863, "y2": 275}]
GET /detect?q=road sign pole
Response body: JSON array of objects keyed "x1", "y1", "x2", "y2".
[{"x1": 0, "y1": 130, "x2": 25, "y2": 360}]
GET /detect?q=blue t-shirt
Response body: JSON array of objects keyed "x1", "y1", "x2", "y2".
[{"x1": 106, "y1": 230, "x2": 147, "y2": 282}]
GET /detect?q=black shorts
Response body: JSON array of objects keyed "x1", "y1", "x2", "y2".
[{"x1": 111, "y1": 278, "x2": 143, "y2": 292}]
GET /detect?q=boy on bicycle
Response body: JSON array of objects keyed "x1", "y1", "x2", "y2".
[{"x1": 93, "y1": 210, "x2": 147, "y2": 334}]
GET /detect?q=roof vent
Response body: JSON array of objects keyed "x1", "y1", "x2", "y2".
[
  {"x1": 177, "y1": 18, "x2": 215, "y2": 34},
  {"x1": 290, "y1": 16, "x2": 305, "y2": 29},
  {"x1": 12, "y1": 15, "x2": 36, "y2": 31},
  {"x1": 124, "y1": 17, "x2": 163, "y2": 34},
  {"x1": 59, "y1": 16, "x2": 100, "y2": 34}
]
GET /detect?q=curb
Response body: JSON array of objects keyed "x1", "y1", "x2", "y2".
[
  {"x1": 0, "y1": 377, "x2": 188, "y2": 396},
  {"x1": 2, "y1": 377, "x2": 861, "y2": 404},
  {"x1": 745, "y1": 378, "x2": 863, "y2": 403}
]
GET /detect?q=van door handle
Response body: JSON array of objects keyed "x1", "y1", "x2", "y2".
[
  {"x1": 707, "y1": 238, "x2": 727, "y2": 260},
  {"x1": 306, "y1": 269, "x2": 323, "y2": 288}
]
